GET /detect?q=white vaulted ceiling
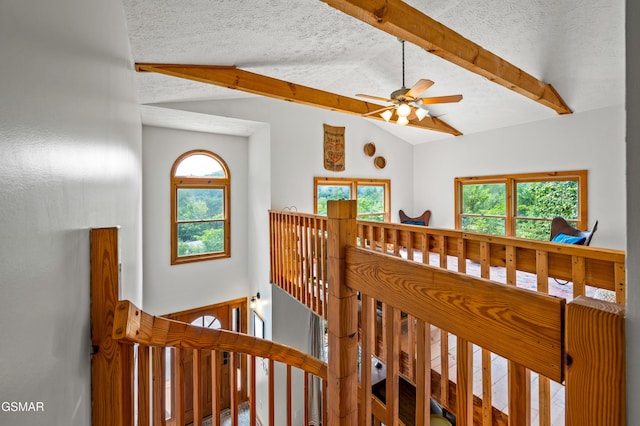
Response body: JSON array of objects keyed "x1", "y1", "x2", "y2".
[{"x1": 123, "y1": 0, "x2": 625, "y2": 144}]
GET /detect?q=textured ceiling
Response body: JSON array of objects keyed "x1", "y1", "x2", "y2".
[{"x1": 123, "y1": 0, "x2": 625, "y2": 144}]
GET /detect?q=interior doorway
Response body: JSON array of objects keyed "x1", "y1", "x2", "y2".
[{"x1": 163, "y1": 297, "x2": 248, "y2": 424}]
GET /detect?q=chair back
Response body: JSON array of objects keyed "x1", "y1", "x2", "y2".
[{"x1": 550, "y1": 217, "x2": 598, "y2": 246}]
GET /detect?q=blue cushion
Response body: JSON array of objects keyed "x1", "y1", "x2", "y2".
[
  {"x1": 403, "y1": 220, "x2": 425, "y2": 226},
  {"x1": 552, "y1": 233, "x2": 586, "y2": 245}
]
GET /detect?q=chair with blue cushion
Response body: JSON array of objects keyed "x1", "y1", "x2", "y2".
[
  {"x1": 550, "y1": 216, "x2": 598, "y2": 246},
  {"x1": 399, "y1": 209, "x2": 431, "y2": 226}
]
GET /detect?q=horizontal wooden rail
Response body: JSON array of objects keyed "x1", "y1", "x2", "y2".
[
  {"x1": 113, "y1": 300, "x2": 327, "y2": 378},
  {"x1": 346, "y1": 246, "x2": 565, "y2": 383}
]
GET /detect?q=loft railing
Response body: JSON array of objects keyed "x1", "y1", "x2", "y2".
[
  {"x1": 90, "y1": 227, "x2": 327, "y2": 426},
  {"x1": 92, "y1": 203, "x2": 626, "y2": 426},
  {"x1": 273, "y1": 203, "x2": 626, "y2": 426},
  {"x1": 269, "y1": 208, "x2": 626, "y2": 320}
]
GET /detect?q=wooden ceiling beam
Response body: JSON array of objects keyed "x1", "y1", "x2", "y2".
[
  {"x1": 321, "y1": 0, "x2": 572, "y2": 115},
  {"x1": 135, "y1": 63, "x2": 462, "y2": 136}
]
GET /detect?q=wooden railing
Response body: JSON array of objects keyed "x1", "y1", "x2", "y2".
[
  {"x1": 91, "y1": 227, "x2": 327, "y2": 426},
  {"x1": 272, "y1": 203, "x2": 626, "y2": 426},
  {"x1": 269, "y1": 208, "x2": 626, "y2": 320}
]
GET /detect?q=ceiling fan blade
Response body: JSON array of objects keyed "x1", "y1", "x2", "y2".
[
  {"x1": 406, "y1": 79, "x2": 435, "y2": 99},
  {"x1": 362, "y1": 105, "x2": 394, "y2": 117},
  {"x1": 417, "y1": 94, "x2": 463, "y2": 104},
  {"x1": 356, "y1": 93, "x2": 394, "y2": 103}
]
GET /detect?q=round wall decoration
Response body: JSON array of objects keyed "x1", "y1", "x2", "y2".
[
  {"x1": 374, "y1": 156, "x2": 387, "y2": 169},
  {"x1": 363, "y1": 142, "x2": 376, "y2": 157}
]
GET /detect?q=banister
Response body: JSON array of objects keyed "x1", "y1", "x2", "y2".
[
  {"x1": 345, "y1": 245, "x2": 566, "y2": 383},
  {"x1": 112, "y1": 299, "x2": 327, "y2": 379}
]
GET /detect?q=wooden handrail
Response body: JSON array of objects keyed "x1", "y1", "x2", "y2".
[
  {"x1": 345, "y1": 246, "x2": 566, "y2": 382},
  {"x1": 113, "y1": 299, "x2": 327, "y2": 379}
]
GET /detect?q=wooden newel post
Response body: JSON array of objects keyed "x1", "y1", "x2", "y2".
[
  {"x1": 90, "y1": 227, "x2": 134, "y2": 426},
  {"x1": 326, "y1": 200, "x2": 359, "y2": 425},
  {"x1": 565, "y1": 297, "x2": 626, "y2": 426}
]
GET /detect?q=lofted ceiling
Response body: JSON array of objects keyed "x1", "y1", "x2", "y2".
[{"x1": 122, "y1": 0, "x2": 625, "y2": 145}]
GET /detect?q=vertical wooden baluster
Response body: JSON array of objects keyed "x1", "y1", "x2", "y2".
[
  {"x1": 393, "y1": 228, "x2": 400, "y2": 256},
  {"x1": 269, "y1": 359, "x2": 275, "y2": 426},
  {"x1": 250, "y1": 355, "x2": 256, "y2": 426},
  {"x1": 407, "y1": 229, "x2": 415, "y2": 261},
  {"x1": 211, "y1": 350, "x2": 220, "y2": 426},
  {"x1": 381, "y1": 303, "x2": 389, "y2": 363},
  {"x1": 192, "y1": 349, "x2": 202, "y2": 426},
  {"x1": 304, "y1": 371, "x2": 309, "y2": 426},
  {"x1": 287, "y1": 364, "x2": 293, "y2": 426},
  {"x1": 536, "y1": 250, "x2": 551, "y2": 426},
  {"x1": 321, "y1": 219, "x2": 328, "y2": 319},
  {"x1": 367, "y1": 225, "x2": 374, "y2": 252},
  {"x1": 457, "y1": 237, "x2": 467, "y2": 274},
  {"x1": 322, "y1": 379, "x2": 328, "y2": 426},
  {"x1": 480, "y1": 241, "x2": 492, "y2": 426},
  {"x1": 421, "y1": 233, "x2": 429, "y2": 265},
  {"x1": 385, "y1": 307, "x2": 401, "y2": 426},
  {"x1": 138, "y1": 345, "x2": 150, "y2": 426},
  {"x1": 572, "y1": 255, "x2": 586, "y2": 299},
  {"x1": 506, "y1": 245, "x2": 531, "y2": 426},
  {"x1": 439, "y1": 235, "x2": 451, "y2": 409},
  {"x1": 230, "y1": 352, "x2": 238, "y2": 426},
  {"x1": 152, "y1": 347, "x2": 166, "y2": 426},
  {"x1": 174, "y1": 348, "x2": 184, "y2": 426},
  {"x1": 269, "y1": 213, "x2": 275, "y2": 284},
  {"x1": 303, "y1": 217, "x2": 309, "y2": 308},
  {"x1": 415, "y1": 319, "x2": 431, "y2": 426},
  {"x1": 457, "y1": 337, "x2": 474, "y2": 426},
  {"x1": 360, "y1": 294, "x2": 374, "y2": 426},
  {"x1": 406, "y1": 314, "x2": 415, "y2": 380},
  {"x1": 311, "y1": 217, "x2": 318, "y2": 314}
]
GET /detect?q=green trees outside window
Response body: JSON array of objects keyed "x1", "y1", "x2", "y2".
[
  {"x1": 314, "y1": 177, "x2": 390, "y2": 222},
  {"x1": 171, "y1": 150, "x2": 231, "y2": 264},
  {"x1": 456, "y1": 171, "x2": 587, "y2": 240}
]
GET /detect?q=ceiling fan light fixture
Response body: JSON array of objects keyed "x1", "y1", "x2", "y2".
[
  {"x1": 396, "y1": 116, "x2": 409, "y2": 126},
  {"x1": 380, "y1": 109, "x2": 393, "y2": 122},
  {"x1": 396, "y1": 103, "x2": 412, "y2": 118},
  {"x1": 415, "y1": 108, "x2": 430, "y2": 121}
]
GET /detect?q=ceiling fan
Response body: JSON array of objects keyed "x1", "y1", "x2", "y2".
[{"x1": 356, "y1": 39, "x2": 463, "y2": 125}]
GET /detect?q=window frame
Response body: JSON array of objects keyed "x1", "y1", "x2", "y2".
[
  {"x1": 313, "y1": 177, "x2": 391, "y2": 222},
  {"x1": 454, "y1": 170, "x2": 588, "y2": 238},
  {"x1": 170, "y1": 150, "x2": 231, "y2": 265}
]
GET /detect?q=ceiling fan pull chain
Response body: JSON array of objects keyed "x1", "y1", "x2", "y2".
[{"x1": 401, "y1": 39, "x2": 405, "y2": 88}]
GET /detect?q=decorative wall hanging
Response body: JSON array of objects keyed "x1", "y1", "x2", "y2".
[
  {"x1": 374, "y1": 156, "x2": 387, "y2": 169},
  {"x1": 363, "y1": 142, "x2": 376, "y2": 157},
  {"x1": 323, "y1": 124, "x2": 345, "y2": 171}
]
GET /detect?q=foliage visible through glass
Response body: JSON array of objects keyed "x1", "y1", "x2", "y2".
[
  {"x1": 357, "y1": 185, "x2": 385, "y2": 222},
  {"x1": 514, "y1": 180, "x2": 578, "y2": 240},
  {"x1": 461, "y1": 216, "x2": 506, "y2": 236},
  {"x1": 462, "y1": 184, "x2": 506, "y2": 215},
  {"x1": 317, "y1": 185, "x2": 351, "y2": 215},
  {"x1": 177, "y1": 188, "x2": 224, "y2": 257}
]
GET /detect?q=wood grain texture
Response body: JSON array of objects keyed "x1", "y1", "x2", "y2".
[
  {"x1": 91, "y1": 227, "x2": 132, "y2": 426},
  {"x1": 113, "y1": 300, "x2": 327, "y2": 378},
  {"x1": 565, "y1": 297, "x2": 626, "y2": 426},
  {"x1": 320, "y1": 0, "x2": 571, "y2": 115},
  {"x1": 345, "y1": 247, "x2": 566, "y2": 382},
  {"x1": 136, "y1": 63, "x2": 462, "y2": 135}
]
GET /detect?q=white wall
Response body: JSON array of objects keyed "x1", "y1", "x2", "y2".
[
  {"x1": 0, "y1": 0, "x2": 142, "y2": 425},
  {"x1": 156, "y1": 97, "x2": 416, "y2": 220},
  {"x1": 413, "y1": 106, "x2": 626, "y2": 249},
  {"x1": 626, "y1": 1, "x2": 639, "y2": 421},
  {"x1": 142, "y1": 126, "x2": 250, "y2": 315}
]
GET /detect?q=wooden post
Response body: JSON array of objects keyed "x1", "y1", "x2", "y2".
[
  {"x1": 326, "y1": 200, "x2": 358, "y2": 425},
  {"x1": 91, "y1": 227, "x2": 134, "y2": 426},
  {"x1": 565, "y1": 297, "x2": 626, "y2": 426}
]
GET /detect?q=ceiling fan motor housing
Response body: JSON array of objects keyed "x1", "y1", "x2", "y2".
[{"x1": 390, "y1": 87, "x2": 410, "y2": 101}]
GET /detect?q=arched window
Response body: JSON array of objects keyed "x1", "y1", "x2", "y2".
[{"x1": 171, "y1": 150, "x2": 230, "y2": 264}]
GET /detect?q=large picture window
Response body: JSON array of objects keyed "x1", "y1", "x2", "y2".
[
  {"x1": 455, "y1": 170, "x2": 588, "y2": 240},
  {"x1": 314, "y1": 177, "x2": 390, "y2": 221},
  {"x1": 171, "y1": 150, "x2": 231, "y2": 264}
]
